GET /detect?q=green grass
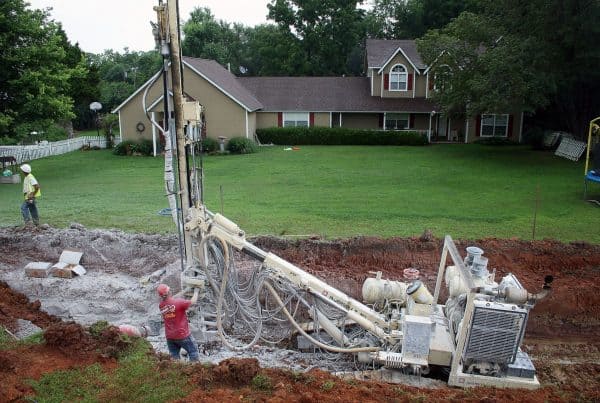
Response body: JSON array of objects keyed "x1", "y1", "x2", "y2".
[
  {"x1": 27, "y1": 339, "x2": 191, "y2": 402},
  {"x1": 0, "y1": 145, "x2": 598, "y2": 243}
]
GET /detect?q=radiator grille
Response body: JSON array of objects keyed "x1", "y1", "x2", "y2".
[{"x1": 464, "y1": 304, "x2": 527, "y2": 364}]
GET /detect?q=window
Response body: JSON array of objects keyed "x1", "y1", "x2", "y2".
[
  {"x1": 283, "y1": 112, "x2": 309, "y2": 127},
  {"x1": 480, "y1": 114, "x2": 508, "y2": 137},
  {"x1": 385, "y1": 113, "x2": 409, "y2": 130},
  {"x1": 389, "y1": 64, "x2": 407, "y2": 91}
]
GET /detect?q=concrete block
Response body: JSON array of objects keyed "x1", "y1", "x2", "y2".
[
  {"x1": 50, "y1": 261, "x2": 86, "y2": 278},
  {"x1": 24, "y1": 262, "x2": 53, "y2": 278},
  {"x1": 58, "y1": 249, "x2": 83, "y2": 265}
]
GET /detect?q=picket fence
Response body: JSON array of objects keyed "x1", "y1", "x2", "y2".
[{"x1": 0, "y1": 136, "x2": 122, "y2": 165}]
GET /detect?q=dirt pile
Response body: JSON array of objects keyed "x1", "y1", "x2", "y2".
[{"x1": 0, "y1": 225, "x2": 599, "y2": 401}]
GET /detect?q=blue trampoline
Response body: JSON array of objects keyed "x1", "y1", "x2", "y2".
[{"x1": 584, "y1": 170, "x2": 600, "y2": 199}]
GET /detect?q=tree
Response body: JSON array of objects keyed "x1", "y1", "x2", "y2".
[
  {"x1": 182, "y1": 8, "x2": 247, "y2": 73},
  {"x1": 369, "y1": 0, "x2": 477, "y2": 39},
  {"x1": 417, "y1": 0, "x2": 600, "y2": 138},
  {"x1": 267, "y1": 0, "x2": 367, "y2": 75},
  {"x1": 242, "y1": 24, "x2": 305, "y2": 76},
  {"x1": 0, "y1": 0, "x2": 83, "y2": 143},
  {"x1": 89, "y1": 49, "x2": 161, "y2": 114}
]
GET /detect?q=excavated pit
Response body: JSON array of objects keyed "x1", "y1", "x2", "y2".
[{"x1": 1, "y1": 224, "x2": 599, "y2": 401}]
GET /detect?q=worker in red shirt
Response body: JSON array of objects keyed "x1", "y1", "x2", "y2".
[{"x1": 157, "y1": 283, "x2": 200, "y2": 361}]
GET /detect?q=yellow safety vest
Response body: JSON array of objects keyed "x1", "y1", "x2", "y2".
[{"x1": 23, "y1": 174, "x2": 41, "y2": 199}]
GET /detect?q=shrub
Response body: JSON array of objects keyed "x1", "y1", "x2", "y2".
[
  {"x1": 522, "y1": 127, "x2": 545, "y2": 150},
  {"x1": 113, "y1": 139, "x2": 154, "y2": 156},
  {"x1": 474, "y1": 137, "x2": 518, "y2": 146},
  {"x1": 251, "y1": 374, "x2": 273, "y2": 391},
  {"x1": 135, "y1": 139, "x2": 154, "y2": 156},
  {"x1": 256, "y1": 127, "x2": 428, "y2": 146},
  {"x1": 226, "y1": 137, "x2": 258, "y2": 154},
  {"x1": 200, "y1": 137, "x2": 219, "y2": 153}
]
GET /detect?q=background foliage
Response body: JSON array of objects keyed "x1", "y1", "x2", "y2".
[
  {"x1": 1, "y1": 0, "x2": 598, "y2": 142},
  {"x1": 256, "y1": 127, "x2": 428, "y2": 146}
]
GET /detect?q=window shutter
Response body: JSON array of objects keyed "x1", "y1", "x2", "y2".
[
  {"x1": 409, "y1": 114, "x2": 415, "y2": 128},
  {"x1": 310, "y1": 112, "x2": 315, "y2": 127},
  {"x1": 475, "y1": 115, "x2": 481, "y2": 137},
  {"x1": 378, "y1": 113, "x2": 384, "y2": 128},
  {"x1": 277, "y1": 112, "x2": 282, "y2": 127},
  {"x1": 384, "y1": 74, "x2": 389, "y2": 90},
  {"x1": 407, "y1": 74, "x2": 413, "y2": 91},
  {"x1": 507, "y1": 114, "x2": 514, "y2": 137}
]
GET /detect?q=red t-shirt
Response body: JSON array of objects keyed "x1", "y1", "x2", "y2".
[{"x1": 159, "y1": 297, "x2": 192, "y2": 340}]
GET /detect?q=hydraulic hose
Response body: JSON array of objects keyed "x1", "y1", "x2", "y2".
[
  {"x1": 263, "y1": 282, "x2": 380, "y2": 354},
  {"x1": 210, "y1": 235, "x2": 264, "y2": 351}
]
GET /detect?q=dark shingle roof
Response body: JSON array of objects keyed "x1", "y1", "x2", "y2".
[
  {"x1": 239, "y1": 76, "x2": 435, "y2": 113},
  {"x1": 183, "y1": 57, "x2": 263, "y2": 111},
  {"x1": 366, "y1": 39, "x2": 426, "y2": 71}
]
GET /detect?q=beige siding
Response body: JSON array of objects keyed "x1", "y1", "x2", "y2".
[
  {"x1": 313, "y1": 113, "x2": 330, "y2": 127},
  {"x1": 256, "y1": 112, "x2": 278, "y2": 129},
  {"x1": 181, "y1": 68, "x2": 247, "y2": 139},
  {"x1": 380, "y1": 52, "x2": 417, "y2": 99},
  {"x1": 414, "y1": 71, "x2": 427, "y2": 98},
  {"x1": 118, "y1": 67, "x2": 250, "y2": 143},
  {"x1": 246, "y1": 112, "x2": 257, "y2": 139},
  {"x1": 119, "y1": 79, "x2": 164, "y2": 142},
  {"x1": 412, "y1": 114, "x2": 429, "y2": 131},
  {"x1": 342, "y1": 113, "x2": 379, "y2": 129}
]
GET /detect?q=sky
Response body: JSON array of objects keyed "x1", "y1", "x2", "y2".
[{"x1": 26, "y1": 0, "x2": 272, "y2": 54}]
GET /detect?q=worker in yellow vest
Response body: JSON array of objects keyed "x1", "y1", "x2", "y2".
[{"x1": 20, "y1": 164, "x2": 41, "y2": 226}]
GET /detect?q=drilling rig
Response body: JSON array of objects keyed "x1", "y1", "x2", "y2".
[{"x1": 150, "y1": 0, "x2": 552, "y2": 389}]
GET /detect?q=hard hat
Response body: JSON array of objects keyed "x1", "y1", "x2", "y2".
[
  {"x1": 20, "y1": 164, "x2": 31, "y2": 173},
  {"x1": 157, "y1": 283, "x2": 170, "y2": 296}
]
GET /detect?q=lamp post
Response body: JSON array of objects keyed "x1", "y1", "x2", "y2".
[{"x1": 89, "y1": 102, "x2": 102, "y2": 137}]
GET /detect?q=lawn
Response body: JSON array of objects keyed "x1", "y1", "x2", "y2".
[{"x1": 0, "y1": 145, "x2": 597, "y2": 243}]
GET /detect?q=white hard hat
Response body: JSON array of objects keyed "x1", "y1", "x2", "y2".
[{"x1": 20, "y1": 164, "x2": 31, "y2": 173}]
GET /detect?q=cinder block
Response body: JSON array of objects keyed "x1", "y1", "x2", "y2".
[
  {"x1": 58, "y1": 249, "x2": 83, "y2": 265},
  {"x1": 24, "y1": 262, "x2": 53, "y2": 278},
  {"x1": 50, "y1": 262, "x2": 86, "y2": 278}
]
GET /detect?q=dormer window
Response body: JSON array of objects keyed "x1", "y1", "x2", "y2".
[{"x1": 390, "y1": 64, "x2": 408, "y2": 91}]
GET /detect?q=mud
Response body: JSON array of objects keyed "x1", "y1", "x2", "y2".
[{"x1": 1, "y1": 225, "x2": 599, "y2": 401}]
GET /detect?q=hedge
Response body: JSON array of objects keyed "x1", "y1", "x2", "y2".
[{"x1": 256, "y1": 127, "x2": 428, "y2": 146}]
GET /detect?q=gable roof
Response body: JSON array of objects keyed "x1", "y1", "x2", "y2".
[
  {"x1": 182, "y1": 57, "x2": 263, "y2": 112},
  {"x1": 112, "y1": 57, "x2": 263, "y2": 114},
  {"x1": 366, "y1": 39, "x2": 427, "y2": 73},
  {"x1": 239, "y1": 76, "x2": 435, "y2": 113}
]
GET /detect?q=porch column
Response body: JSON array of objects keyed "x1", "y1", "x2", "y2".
[{"x1": 152, "y1": 112, "x2": 157, "y2": 156}]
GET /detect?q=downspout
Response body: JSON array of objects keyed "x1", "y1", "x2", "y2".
[
  {"x1": 245, "y1": 109, "x2": 249, "y2": 139},
  {"x1": 152, "y1": 111, "x2": 157, "y2": 156},
  {"x1": 118, "y1": 111, "x2": 123, "y2": 142},
  {"x1": 519, "y1": 111, "x2": 524, "y2": 143},
  {"x1": 465, "y1": 119, "x2": 469, "y2": 144}
]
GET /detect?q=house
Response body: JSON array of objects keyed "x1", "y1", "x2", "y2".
[{"x1": 112, "y1": 39, "x2": 523, "y2": 151}]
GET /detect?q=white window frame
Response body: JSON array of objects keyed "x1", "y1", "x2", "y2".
[
  {"x1": 389, "y1": 64, "x2": 408, "y2": 91},
  {"x1": 283, "y1": 112, "x2": 309, "y2": 128},
  {"x1": 480, "y1": 114, "x2": 509, "y2": 137},
  {"x1": 385, "y1": 113, "x2": 409, "y2": 130}
]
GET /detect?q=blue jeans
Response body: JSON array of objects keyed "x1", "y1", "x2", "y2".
[
  {"x1": 166, "y1": 334, "x2": 199, "y2": 361},
  {"x1": 21, "y1": 199, "x2": 39, "y2": 225}
]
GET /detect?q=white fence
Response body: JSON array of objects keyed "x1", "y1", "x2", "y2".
[{"x1": 0, "y1": 136, "x2": 122, "y2": 165}]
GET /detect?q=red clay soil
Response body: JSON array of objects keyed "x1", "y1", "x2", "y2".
[{"x1": 2, "y1": 236, "x2": 600, "y2": 402}]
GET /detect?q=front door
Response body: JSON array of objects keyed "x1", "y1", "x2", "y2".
[{"x1": 437, "y1": 114, "x2": 448, "y2": 140}]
